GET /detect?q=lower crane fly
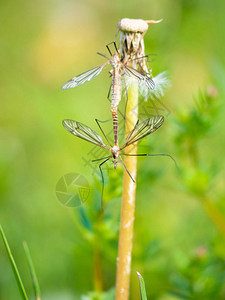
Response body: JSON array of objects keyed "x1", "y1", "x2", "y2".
[{"x1": 62, "y1": 115, "x2": 164, "y2": 185}]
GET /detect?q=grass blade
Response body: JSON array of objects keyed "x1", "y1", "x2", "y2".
[
  {"x1": 23, "y1": 241, "x2": 41, "y2": 300},
  {"x1": 137, "y1": 272, "x2": 147, "y2": 300},
  {"x1": 0, "y1": 224, "x2": 28, "y2": 300}
]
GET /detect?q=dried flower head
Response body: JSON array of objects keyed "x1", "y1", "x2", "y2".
[
  {"x1": 118, "y1": 18, "x2": 169, "y2": 100},
  {"x1": 118, "y1": 18, "x2": 162, "y2": 72}
]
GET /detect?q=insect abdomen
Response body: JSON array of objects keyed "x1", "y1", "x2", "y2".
[
  {"x1": 111, "y1": 68, "x2": 122, "y2": 111},
  {"x1": 112, "y1": 112, "x2": 118, "y2": 146}
]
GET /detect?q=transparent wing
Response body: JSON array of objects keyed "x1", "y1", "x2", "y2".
[
  {"x1": 123, "y1": 65, "x2": 155, "y2": 89},
  {"x1": 62, "y1": 119, "x2": 108, "y2": 149},
  {"x1": 121, "y1": 115, "x2": 164, "y2": 149},
  {"x1": 61, "y1": 63, "x2": 107, "y2": 89}
]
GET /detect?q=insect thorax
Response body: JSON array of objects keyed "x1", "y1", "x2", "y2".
[
  {"x1": 111, "y1": 145, "x2": 120, "y2": 158},
  {"x1": 110, "y1": 54, "x2": 121, "y2": 69}
]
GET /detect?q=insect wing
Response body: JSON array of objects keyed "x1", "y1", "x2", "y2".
[
  {"x1": 123, "y1": 65, "x2": 155, "y2": 89},
  {"x1": 63, "y1": 119, "x2": 108, "y2": 149},
  {"x1": 61, "y1": 65, "x2": 105, "y2": 89},
  {"x1": 122, "y1": 115, "x2": 164, "y2": 148}
]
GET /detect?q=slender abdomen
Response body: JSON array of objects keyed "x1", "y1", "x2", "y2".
[
  {"x1": 111, "y1": 68, "x2": 121, "y2": 146},
  {"x1": 111, "y1": 68, "x2": 122, "y2": 112}
]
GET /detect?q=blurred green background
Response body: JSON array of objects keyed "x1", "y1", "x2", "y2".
[{"x1": 1, "y1": 0, "x2": 225, "y2": 299}]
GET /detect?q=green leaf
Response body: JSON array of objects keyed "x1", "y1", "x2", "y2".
[
  {"x1": 81, "y1": 288, "x2": 115, "y2": 300},
  {"x1": 23, "y1": 241, "x2": 41, "y2": 300},
  {"x1": 0, "y1": 224, "x2": 28, "y2": 300},
  {"x1": 137, "y1": 272, "x2": 147, "y2": 300}
]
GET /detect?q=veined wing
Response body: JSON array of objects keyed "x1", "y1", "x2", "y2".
[
  {"x1": 63, "y1": 119, "x2": 108, "y2": 149},
  {"x1": 61, "y1": 62, "x2": 109, "y2": 89},
  {"x1": 120, "y1": 115, "x2": 164, "y2": 149},
  {"x1": 123, "y1": 65, "x2": 155, "y2": 89}
]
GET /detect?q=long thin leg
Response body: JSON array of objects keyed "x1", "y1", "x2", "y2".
[
  {"x1": 118, "y1": 108, "x2": 126, "y2": 121},
  {"x1": 95, "y1": 117, "x2": 112, "y2": 124},
  {"x1": 95, "y1": 119, "x2": 112, "y2": 147},
  {"x1": 120, "y1": 153, "x2": 178, "y2": 169},
  {"x1": 119, "y1": 155, "x2": 135, "y2": 183},
  {"x1": 114, "y1": 26, "x2": 120, "y2": 42},
  {"x1": 137, "y1": 60, "x2": 147, "y2": 74},
  {"x1": 106, "y1": 41, "x2": 119, "y2": 55},
  {"x1": 107, "y1": 84, "x2": 112, "y2": 101},
  {"x1": 129, "y1": 55, "x2": 149, "y2": 62},
  {"x1": 97, "y1": 52, "x2": 110, "y2": 60},
  {"x1": 92, "y1": 155, "x2": 112, "y2": 162},
  {"x1": 99, "y1": 157, "x2": 112, "y2": 210},
  {"x1": 106, "y1": 43, "x2": 113, "y2": 56},
  {"x1": 113, "y1": 41, "x2": 119, "y2": 54}
]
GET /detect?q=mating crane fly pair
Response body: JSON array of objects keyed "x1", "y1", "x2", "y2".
[
  {"x1": 61, "y1": 41, "x2": 171, "y2": 183},
  {"x1": 61, "y1": 41, "x2": 155, "y2": 147}
]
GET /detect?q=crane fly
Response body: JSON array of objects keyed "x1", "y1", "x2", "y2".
[
  {"x1": 62, "y1": 42, "x2": 155, "y2": 146},
  {"x1": 62, "y1": 115, "x2": 164, "y2": 185},
  {"x1": 61, "y1": 42, "x2": 155, "y2": 93}
]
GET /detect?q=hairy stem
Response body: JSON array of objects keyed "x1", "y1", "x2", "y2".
[{"x1": 115, "y1": 81, "x2": 138, "y2": 300}]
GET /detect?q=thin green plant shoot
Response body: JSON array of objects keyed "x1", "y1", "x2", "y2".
[
  {"x1": 23, "y1": 241, "x2": 41, "y2": 300},
  {"x1": 137, "y1": 272, "x2": 148, "y2": 300},
  {"x1": 0, "y1": 225, "x2": 28, "y2": 300}
]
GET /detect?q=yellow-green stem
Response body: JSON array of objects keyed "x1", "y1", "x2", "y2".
[
  {"x1": 201, "y1": 196, "x2": 225, "y2": 238},
  {"x1": 93, "y1": 212, "x2": 103, "y2": 292},
  {"x1": 115, "y1": 81, "x2": 138, "y2": 300},
  {"x1": 93, "y1": 243, "x2": 103, "y2": 292}
]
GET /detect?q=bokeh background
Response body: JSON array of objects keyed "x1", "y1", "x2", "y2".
[{"x1": 1, "y1": 0, "x2": 225, "y2": 299}]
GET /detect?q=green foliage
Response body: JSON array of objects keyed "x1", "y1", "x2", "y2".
[
  {"x1": 174, "y1": 90, "x2": 218, "y2": 145},
  {"x1": 170, "y1": 246, "x2": 225, "y2": 300},
  {"x1": 173, "y1": 88, "x2": 221, "y2": 196},
  {"x1": 81, "y1": 288, "x2": 115, "y2": 300}
]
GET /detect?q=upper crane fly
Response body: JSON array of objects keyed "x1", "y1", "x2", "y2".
[{"x1": 62, "y1": 42, "x2": 155, "y2": 146}]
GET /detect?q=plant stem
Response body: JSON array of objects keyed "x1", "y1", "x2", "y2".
[
  {"x1": 93, "y1": 212, "x2": 103, "y2": 292},
  {"x1": 115, "y1": 81, "x2": 138, "y2": 300},
  {"x1": 93, "y1": 243, "x2": 103, "y2": 292},
  {"x1": 201, "y1": 196, "x2": 225, "y2": 238}
]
